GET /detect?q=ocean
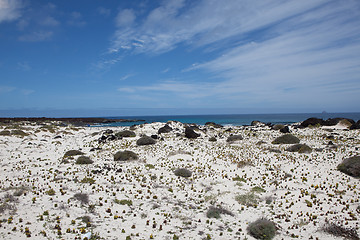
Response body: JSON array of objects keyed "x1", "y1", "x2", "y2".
[{"x1": 96, "y1": 112, "x2": 360, "y2": 127}]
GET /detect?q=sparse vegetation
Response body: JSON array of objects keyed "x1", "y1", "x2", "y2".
[
  {"x1": 206, "y1": 206, "x2": 234, "y2": 219},
  {"x1": 235, "y1": 192, "x2": 260, "y2": 207},
  {"x1": 74, "y1": 193, "x2": 89, "y2": 204},
  {"x1": 322, "y1": 222, "x2": 360, "y2": 240}
]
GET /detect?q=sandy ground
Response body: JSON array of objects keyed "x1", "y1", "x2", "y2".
[{"x1": 0, "y1": 120, "x2": 359, "y2": 240}]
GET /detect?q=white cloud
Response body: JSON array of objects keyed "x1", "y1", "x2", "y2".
[
  {"x1": 115, "y1": 9, "x2": 135, "y2": 27},
  {"x1": 98, "y1": 7, "x2": 110, "y2": 17},
  {"x1": 0, "y1": 0, "x2": 22, "y2": 23},
  {"x1": 68, "y1": 11, "x2": 86, "y2": 27},
  {"x1": 40, "y1": 16, "x2": 59, "y2": 26},
  {"x1": 18, "y1": 30, "x2": 53, "y2": 42}
]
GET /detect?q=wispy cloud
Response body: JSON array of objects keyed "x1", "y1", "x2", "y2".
[
  {"x1": 17, "y1": 61, "x2": 31, "y2": 71},
  {"x1": 68, "y1": 11, "x2": 86, "y2": 27},
  {"x1": 0, "y1": 85, "x2": 15, "y2": 94},
  {"x1": 98, "y1": 7, "x2": 110, "y2": 17},
  {"x1": 0, "y1": 0, "x2": 22, "y2": 23},
  {"x1": 110, "y1": 0, "x2": 360, "y2": 109},
  {"x1": 18, "y1": 30, "x2": 53, "y2": 42},
  {"x1": 40, "y1": 16, "x2": 60, "y2": 27}
]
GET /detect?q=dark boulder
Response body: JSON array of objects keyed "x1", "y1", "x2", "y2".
[
  {"x1": 209, "y1": 136, "x2": 217, "y2": 142},
  {"x1": 115, "y1": 130, "x2": 136, "y2": 138},
  {"x1": 286, "y1": 144, "x2": 312, "y2": 153},
  {"x1": 114, "y1": 150, "x2": 138, "y2": 161},
  {"x1": 301, "y1": 118, "x2": 324, "y2": 128},
  {"x1": 151, "y1": 134, "x2": 158, "y2": 139},
  {"x1": 174, "y1": 168, "x2": 192, "y2": 178},
  {"x1": 185, "y1": 127, "x2": 200, "y2": 139},
  {"x1": 227, "y1": 134, "x2": 243, "y2": 143},
  {"x1": 272, "y1": 134, "x2": 300, "y2": 144},
  {"x1": 205, "y1": 122, "x2": 223, "y2": 128},
  {"x1": 158, "y1": 124, "x2": 173, "y2": 134},
  {"x1": 64, "y1": 150, "x2": 84, "y2": 158},
  {"x1": 323, "y1": 118, "x2": 355, "y2": 126},
  {"x1": 280, "y1": 126, "x2": 290, "y2": 133},
  {"x1": 350, "y1": 120, "x2": 360, "y2": 130},
  {"x1": 251, "y1": 121, "x2": 265, "y2": 127},
  {"x1": 136, "y1": 136, "x2": 156, "y2": 145},
  {"x1": 337, "y1": 156, "x2": 360, "y2": 177},
  {"x1": 272, "y1": 124, "x2": 285, "y2": 130}
]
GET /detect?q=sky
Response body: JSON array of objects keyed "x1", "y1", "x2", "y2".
[{"x1": 0, "y1": 0, "x2": 360, "y2": 117}]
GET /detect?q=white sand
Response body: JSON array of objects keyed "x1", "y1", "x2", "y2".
[{"x1": 0, "y1": 121, "x2": 359, "y2": 239}]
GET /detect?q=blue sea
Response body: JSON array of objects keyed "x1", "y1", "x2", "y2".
[{"x1": 97, "y1": 112, "x2": 360, "y2": 127}]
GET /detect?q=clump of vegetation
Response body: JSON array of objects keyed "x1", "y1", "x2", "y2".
[
  {"x1": 235, "y1": 192, "x2": 260, "y2": 207},
  {"x1": 227, "y1": 135, "x2": 243, "y2": 143},
  {"x1": 286, "y1": 144, "x2": 312, "y2": 153},
  {"x1": 115, "y1": 130, "x2": 136, "y2": 138},
  {"x1": 174, "y1": 168, "x2": 192, "y2": 178},
  {"x1": 46, "y1": 189, "x2": 55, "y2": 196},
  {"x1": 114, "y1": 199, "x2": 133, "y2": 206},
  {"x1": 209, "y1": 136, "x2": 217, "y2": 142},
  {"x1": 337, "y1": 156, "x2": 360, "y2": 177},
  {"x1": 114, "y1": 150, "x2": 138, "y2": 161},
  {"x1": 145, "y1": 164, "x2": 155, "y2": 169},
  {"x1": 272, "y1": 134, "x2": 300, "y2": 144},
  {"x1": 0, "y1": 130, "x2": 11, "y2": 136},
  {"x1": 206, "y1": 206, "x2": 234, "y2": 219},
  {"x1": 251, "y1": 186, "x2": 266, "y2": 193},
  {"x1": 322, "y1": 222, "x2": 360, "y2": 240},
  {"x1": 247, "y1": 218, "x2": 277, "y2": 240},
  {"x1": 136, "y1": 136, "x2": 156, "y2": 146},
  {"x1": 74, "y1": 193, "x2": 89, "y2": 204},
  {"x1": 64, "y1": 150, "x2": 84, "y2": 158},
  {"x1": 80, "y1": 177, "x2": 95, "y2": 184},
  {"x1": 76, "y1": 156, "x2": 94, "y2": 164}
]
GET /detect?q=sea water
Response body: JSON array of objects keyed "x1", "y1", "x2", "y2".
[{"x1": 96, "y1": 112, "x2": 360, "y2": 127}]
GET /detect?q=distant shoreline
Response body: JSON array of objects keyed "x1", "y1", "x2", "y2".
[{"x1": 0, "y1": 117, "x2": 145, "y2": 126}]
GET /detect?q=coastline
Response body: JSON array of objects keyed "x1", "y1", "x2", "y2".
[{"x1": 0, "y1": 117, "x2": 359, "y2": 239}]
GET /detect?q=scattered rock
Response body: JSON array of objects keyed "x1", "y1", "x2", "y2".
[
  {"x1": 205, "y1": 122, "x2": 223, "y2": 128},
  {"x1": 301, "y1": 118, "x2": 324, "y2": 128},
  {"x1": 64, "y1": 150, "x2": 84, "y2": 158},
  {"x1": 185, "y1": 127, "x2": 200, "y2": 139},
  {"x1": 272, "y1": 124, "x2": 285, "y2": 130},
  {"x1": 115, "y1": 130, "x2": 136, "y2": 138},
  {"x1": 227, "y1": 134, "x2": 243, "y2": 143},
  {"x1": 337, "y1": 156, "x2": 360, "y2": 177},
  {"x1": 76, "y1": 156, "x2": 94, "y2": 164},
  {"x1": 350, "y1": 120, "x2": 360, "y2": 130},
  {"x1": 158, "y1": 125, "x2": 173, "y2": 134},
  {"x1": 279, "y1": 126, "x2": 290, "y2": 133},
  {"x1": 251, "y1": 121, "x2": 265, "y2": 127},
  {"x1": 286, "y1": 144, "x2": 312, "y2": 153},
  {"x1": 114, "y1": 150, "x2": 139, "y2": 161},
  {"x1": 136, "y1": 136, "x2": 156, "y2": 146},
  {"x1": 272, "y1": 134, "x2": 300, "y2": 144},
  {"x1": 174, "y1": 168, "x2": 192, "y2": 177},
  {"x1": 151, "y1": 134, "x2": 158, "y2": 139}
]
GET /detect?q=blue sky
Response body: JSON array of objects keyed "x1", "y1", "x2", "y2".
[{"x1": 0, "y1": 0, "x2": 360, "y2": 117}]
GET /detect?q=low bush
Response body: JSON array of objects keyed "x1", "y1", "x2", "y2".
[
  {"x1": 206, "y1": 206, "x2": 234, "y2": 219},
  {"x1": 114, "y1": 199, "x2": 133, "y2": 206},
  {"x1": 136, "y1": 136, "x2": 156, "y2": 146},
  {"x1": 286, "y1": 144, "x2": 312, "y2": 153},
  {"x1": 115, "y1": 130, "x2": 136, "y2": 138},
  {"x1": 247, "y1": 218, "x2": 277, "y2": 240},
  {"x1": 64, "y1": 150, "x2": 84, "y2": 158},
  {"x1": 235, "y1": 192, "x2": 260, "y2": 207},
  {"x1": 74, "y1": 193, "x2": 89, "y2": 204},
  {"x1": 322, "y1": 222, "x2": 359, "y2": 240},
  {"x1": 227, "y1": 135, "x2": 243, "y2": 142}
]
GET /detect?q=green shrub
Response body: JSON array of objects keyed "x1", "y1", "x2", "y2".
[
  {"x1": 206, "y1": 206, "x2": 234, "y2": 219},
  {"x1": 209, "y1": 136, "x2": 217, "y2": 142},
  {"x1": 337, "y1": 156, "x2": 360, "y2": 177},
  {"x1": 76, "y1": 156, "x2": 93, "y2": 164},
  {"x1": 114, "y1": 150, "x2": 138, "y2": 161},
  {"x1": 322, "y1": 222, "x2": 359, "y2": 240},
  {"x1": 74, "y1": 193, "x2": 89, "y2": 204},
  {"x1": 0, "y1": 130, "x2": 11, "y2": 136},
  {"x1": 114, "y1": 199, "x2": 133, "y2": 206},
  {"x1": 251, "y1": 186, "x2": 266, "y2": 193},
  {"x1": 46, "y1": 189, "x2": 56, "y2": 196},
  {"x1": 136, "y1": 136, "x2": 156, "y2": 146},
  {"x1": 235, "y1": 192, "x2": 259, "y2": 207},
  {"x1": 247, "y1": 218, "x2": 277, "y2": 240},
  {"x1": 80, "y1": 177, "x2": 95, "y2": 184},
  {"x1": 174, "y1": 168, "x2": 192, "y2": 178},
  {"x1": 272, "y1": 134, "x2": 300, "y2": 144}
]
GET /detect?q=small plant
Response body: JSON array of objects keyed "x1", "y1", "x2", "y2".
[
  {"x1": 251, "y1": 186, "x2": 266, "y2": 193},
  {"x1": 64, "y1": 150, "x2": 84, "y2": 158},
  {"x1": 114, "y1": 199, "x2": 133, "y2": 206},
  {"x1": 206, "y1": 206, "x2": 234, "y2": 219},
  {"x1": 247, "y1": 218, "x2": 277, "y2": 240},
  {"x1": 81, "y1": 177, "x2": 95, "y2": 184},
  {"x1": 235, "y1": 192, "x2": 260, "y2": 207},
  {"x1": 46, "y1": 189, "x2": 56, "y2": 196},
  {"x1": 145, "y1": 164, "x2": 155, "y2": 169}
]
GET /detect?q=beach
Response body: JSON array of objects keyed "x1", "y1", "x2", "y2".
[{"x1": 0, "y1": 118, "x2": 359, "y2": 239}]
